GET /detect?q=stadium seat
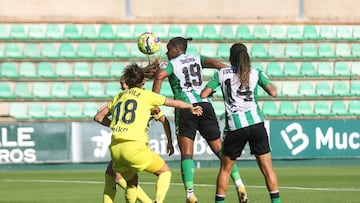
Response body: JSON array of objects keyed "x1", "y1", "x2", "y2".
[
  {"x1": 331, "y1": 100, "x2": 350, "y2": 116},
  {"x1": 81, "y1": 24, "x2": 98, "y2": 40},
  {"x1": 350, "y1": 80, "x2": 360, "y2": 96},
  {"x1": 352, "y1": 26, "x2": 360, "y2": 39},
  {"x1": 10, "y1": 24, "x2": 27, "y2": 40},
  {"x1": 14, "y1": 82, "x2": 33, "y2": 99},
  {"x1": 319, "y1": 25, "x2": 336, "y2": 40},
  {"x1": 299, "y1": 82, "x2": 316, "y2": 97},
  {"x1": 64, "y1": 102, "x2": 86, "y2": 119},
  {"x1": 199, "y1": 43, "x2": 217, "y2": 58},
  {"x1": 133, "y1": 24, "x2": 149, "y2": 37},
  {"x1": 151, "y1": 24, "x2": 168, "y2": 39},
  {"x1": 212, "y1": 101, "x2": 226, "y2": 118},
  {"x1": 270, "y1": 25, "x2": 287, "y2": 40},
  {"x1": 99, "y1": 24, "x2": 116, "y2": 40},
  {"x1": 284, "y1": 43, "x2": 302, "y2": 58},
  {"x1": 9, "y1": 103, "x2": 30, "y2": 120},
  {"x1": 286, "y1": 25, "x2": 304, "y2": 40},
  {"x1": 168, "y1": 24, "x2": 184, "y2": 38},
  {"x1": 216, "y1": 43, "x2": 230, "y2": 59},
  {"x1": 202, "y1": 68, "x2": 216, "y2": 79},
  {"x1": 301, "y1": 43, "x2": 319, "y2": 58},
  {"x1": 297, "y1": 101, "x2": 316, "y2": 117},
  {"x1": 262, "y1": 101, "x2": 281, "y2": 117},
  {"x1": 112, "y1": 43, "x2": 130, "y2": 59},
  {"x1": 251, "y1": 62, "x2": 264, "y2": 71},
  {"x1": 46, "y1": 24, "x2": 64, "y2": 40},
  {"x1": 115, "y1": 24, "x2": 133, "y2": 40},
  {"x1": 92, "y1": 62, "x2": 110, "y2": 78},
  {"x1": 235, "y1": 25, "x2": 254, "y2": 40},
  {"x1": 33, "y1": 82, "x2": 52, "y2": 99},
  {"x1": 186, "y1": 43, "x2": 198, "y2": 55},
  {"x1": 5, "y1": 43, "x2": 24, "y2": 59},
  {"x1": 28, "y1": 24, "x2": 46, "y2": 40},
  {"x1": 336, "y1": 26, "x2": 354, "y2": 40},
  {"x1": 202, "y1": 25, "x2": 221, "y2": 40},
  {"x1": 63, "y1": 24, "x2": 81, "y2": 40},
  {"x1": 23, "y1": 43, "x2": 41, "y2": 59},
  {"x1": 317, "y1": 62, "x2": 334, "y2": 77},
  {"x1": 219, "y1": 25, "x2": 235, "y2": 40},
  {"x1": 300, "y1": 62, "x2": 318, "y2": 77},
  {"x1": 268, "y1": 44, "x2": 284, "y2": 58},
  {"x1": 46, "y1": 103, "x2": 67, "y2": 119},
  {"x1": 283, "y1": 62, "x2": 300, "y2": 77},
  {"x1": 250, "y1": 43, "x2": 269, "y2": 59},
  {"x1": 28, "y1": 103, "x2": 48, "y2": 119},
  {"x1": 59, "y1": 43, "x2": 77, "y2": 59},
  {"x1": 129, "y1": 43, "x2": 146, "y2": 58},
  {"x1": 159, "y1": 82, "x2": 174, "y2": 97},
  {"x1": 252, "y1": 25, "x2": 270, "y2": 40},
  {"x1": 0, "y1": 24, "x2": 9, "y2": 40},
  {"x1": 348, "y1": 100, "x2": 360, "y2": 115},
  {"x1": 303, "y1": 25, "x2": 320, "y2": 40},
  {"x1": 265, "y1": 62, "x2": 283, "y2": 78},
  {"x1": 88, "y1": 82, "x2": 107, "y2": 98},
  {"x1": 55, "y1": 62, "x2": 74, "y2": 78},
  {"x1": 332, "y1": 81, "x2": 351, "y2": 97},
  {"x1": 73, "y1": 62, "x2": 92, "y2": 78},
  {"x1": 83, "y1": 102, "x2": 99, "y2": 118},
  {"x1": 315, "y1": 82, "x2": 333, "y2": 97},
  {"x1": 351, "y1": 43, "x2": 360, "y2": 57},
  {"x1": 334, "y1": 61, "x2": 350, "y2": 77},
  {"x1": 95, "y1": 43, "x2": 114, "y2": 59},
  {"x1": 185, "y1": 24, "x2": 203, "y2": 40},
  {"x1": 0, "y1": 82, "x2": 15, "y2": 99},
  {"x1": 350, "y1": 61, "x2": 360, "y2": 76},
  {"x1": 280, "y1": 81, "x2": 299, "y2": 98},
  {"x1": 318, "y1": 43, "x2": 335, "y2": 58},
  {"x1": 105, "y1": 82, "x2": 120, "y2": 97},
  {"x1": 19, "y1": 62, "x2": 38, "y2": 78},
  {"x1": 279, "y1": 101, "x2": 299, "y2": 117},
  {"x1": 41, "y1": 43, "x2": 60, "y2": 59},
  {"x1": 0, "y1": 46, "x2": 5, "y2": 59},
  {"x1": 77, "y1": 43, "x2": 96, "y2": 59},
  {"x1": 335, "y1": 43, "x2": 352, "y2": 58},
  {"x1": 1, "y1": 62, "x2": 19, "y2": 79},
  {"x1": 51, "y1": 82, "x2": 71, "y2": 99},
  {"x1": 69, "y1": 82, "x2": 89, "y2": 99},
  {"x1": 109, "y1": 62, "x2": 124, "y2": 76},
  {"x1": 314, "y1": 101, "x2": 334, "y2": 116}
]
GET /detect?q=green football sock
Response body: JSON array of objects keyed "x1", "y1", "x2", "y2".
[{"x1": 181, "y1": 158, "x2": 194, "y2": 190}]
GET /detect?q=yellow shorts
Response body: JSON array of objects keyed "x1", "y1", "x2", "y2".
[{"x1": 109, "y1": 141, "x2": 165, "y2": 180}]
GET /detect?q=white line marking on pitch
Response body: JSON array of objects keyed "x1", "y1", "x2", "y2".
[{"x1": 1, "y1": 179, "x2": 359, "y2": 192}]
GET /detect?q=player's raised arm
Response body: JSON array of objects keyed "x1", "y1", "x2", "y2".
[
  {"x1": 152, "y1": 69, "x2": 168, "y2": 93},
  {"x1": 164, "y1": 98, "x2": 203, "y2": 116}
]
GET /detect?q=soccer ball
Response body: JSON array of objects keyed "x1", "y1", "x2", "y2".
[{"x1": 137, "y1": 32, "x2": 161, "y2": 55}]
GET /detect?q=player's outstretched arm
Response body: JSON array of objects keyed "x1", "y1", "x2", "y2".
[
  {"x1": 264, "y1": 83, "x2": 278, "y2": 97},
  {"x1": 203, "y1": 57, "x2": 228, "y2": 69},
  {"x1": 200, "y1": 87, "x2": 214, "y2": 98},
  {"x1": 94, "y1": 103, "x2": 111, "y2": 127},
  {"x1": 152, "y1": 69, "x2": 168, "y2": 93},
  {"x1": 164, "y1": 98, "x2": 203, "y2": 116}
]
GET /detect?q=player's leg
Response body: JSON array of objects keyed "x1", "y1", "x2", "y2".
[
  {"x1": 104, "y1": 161, "x2": 118, "y2": 203},
  {"x1": 255, "y1": 153, "x2": 280, "y2": 203},
  {"x1": 250, "y1": 122, "x2": 281, "y2": 203},
  {"x1": 144, "y1": 151, "x2": 172, "y2": 203},
  {"x1": 125, "y1": 173, "x2": 139, "y2": 203},
  {"x1": 215, "y1": 155, "x2": 236, "y2": 203},
  {"x1": 199, "y1": 102, "x2": 247, "y2": 202},
  {"x1": 177, "y1": 108, "x2": 198, "y2": 203}
]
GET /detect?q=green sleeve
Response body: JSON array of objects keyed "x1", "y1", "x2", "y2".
[
  {"x1": 163, "y1": 62, "x2": 174, "y2": 75},
  {"x1": 258, "y1": 70, "x2": 271, "y2": 88},
  {"x1": 205, "y1": 70, "x2": 220, "y2": 90},
  {"x1": 200, "y1": 55, "x2": 206, "y2": 66}
]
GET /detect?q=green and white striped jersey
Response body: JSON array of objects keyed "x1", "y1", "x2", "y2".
[
  {"x1": 163, "y1": 54, "x2": 211, "y2": 104},
  {"x1": 206, "y1": 66, "x2": 271, "y2": 131}
]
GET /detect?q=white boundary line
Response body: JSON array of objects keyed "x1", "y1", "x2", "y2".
[{"x1": 1, "y1": 179, "x2": 360, "y2": 192}]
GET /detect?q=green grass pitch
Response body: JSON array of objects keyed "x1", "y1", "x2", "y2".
[{"x1": 0, "y1": 165, "x2": 359, "y2": 203}]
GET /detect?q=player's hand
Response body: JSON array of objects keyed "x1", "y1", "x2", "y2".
[
  {"x1": 151, "y1": 107, "x2": 161, "y2": 115},
  {"x1": 167, "y1": 143, "x2": 175, "y2": 156},
  {"x1": 190, "y1": 105, "x2": 203, "y2": 116}
]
